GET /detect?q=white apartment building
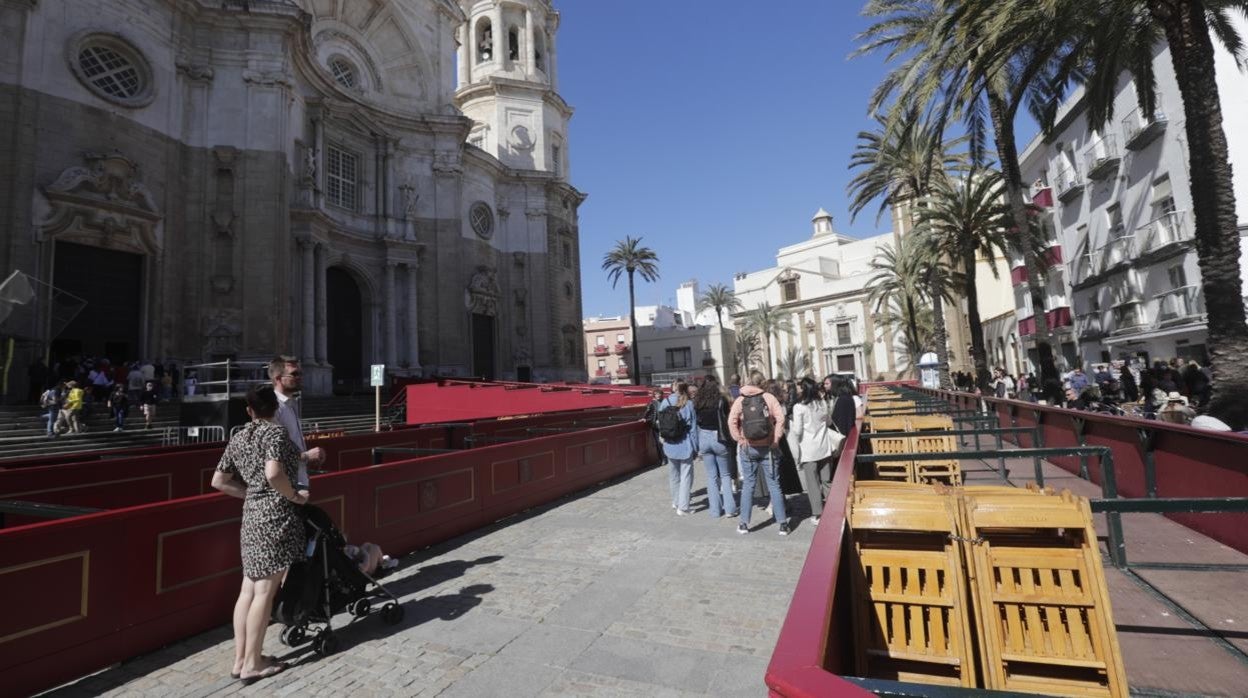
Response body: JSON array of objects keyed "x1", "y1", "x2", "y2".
[
  {"x1": 732, "y1": 210, "x2": 912, "y2": 380},
  {"x1": 1017, "y1": 29, "x2": 1248, "y2": 370}
]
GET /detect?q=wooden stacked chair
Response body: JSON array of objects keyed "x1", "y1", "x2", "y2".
[
  {"x1": 849, "y1": 484, "x2": 979, "y2": 687},
  {"x1": 846, "y1": 483, "x2": 1128, "y2": 697}
]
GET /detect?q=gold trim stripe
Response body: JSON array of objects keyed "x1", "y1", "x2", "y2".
[
  {"x1": 374, "y1": 467, "x2": 475, "y2": 529},
  {"x1": 155, "y1": 517, "x2": 240, "y2": 594},
  {"x1": 5, "y1": 473, "x2": 173, "y2": 502},
  {"x1": 0, "y1": 550, "x2": 89, "y2": 644}
]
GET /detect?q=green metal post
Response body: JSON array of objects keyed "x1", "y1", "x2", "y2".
[
  {"x1": 1100, "y1": 449, "x2": 1128, "y2": 568},
  {"x1": 1137, "y1": 427, "x2": 1158, "y2": 498}
]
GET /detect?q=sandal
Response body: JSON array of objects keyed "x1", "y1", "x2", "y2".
[
  {"x1": 231, "y1": 656, "x2": 281, "y2": 680},
  {"x1": 239, "y1": 662, "x2": 287, "y2": 685}
]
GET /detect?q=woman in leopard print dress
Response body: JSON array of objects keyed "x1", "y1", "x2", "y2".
[{"x1": 212, "y1": 385, "x2": 308, "y2": 684}]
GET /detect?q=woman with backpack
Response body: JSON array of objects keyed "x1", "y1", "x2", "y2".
[
  {"x1": 657, "y1": 380, "x2": 699, "y2": 515},
  {"x1": 693, "y1": 377, "x2": 736, "y2": 519},
  {"x1": 728, "y1": 372, "x2": 791, "y2": 536},
  {"x1": 790, "y1": 377, "x2": 843, "y2": 526}
]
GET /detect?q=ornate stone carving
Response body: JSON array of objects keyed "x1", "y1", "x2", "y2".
[
  {"x1": 202, "y1": 308, "x2": 242, "y2": 354},
  {"x1": 242, "y1": 69, "x2": 293, "y2": 88},
  {"x1": 400, "y1": 179, "x2": 419, "y2": 220},
  {"x1": 512, "y1": 252, "x2": 526, "y2": 268},
  {"x1": 513, "y1": 288, "x2": 527, "y2": 309},
  {"x1": 39, "y1": 151, "x2": 162, "y2": 253},
  {"x1": 211, "y1": 211, "x2": 235, "y2": 239},
  {"x1": 175, "y1": 59, "x2": 214, "y2": 82},
  {"x1": 432, "y1": 151, "x2": 462, "y2": 176},
  {"x1": 465, "y1": 266, "x2": 500, "y2": 316},
  {"x1": 46, "y1": 151, "x2": 157, "y2": 212}
]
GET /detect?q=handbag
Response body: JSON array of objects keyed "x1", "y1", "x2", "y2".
[
  {"x1": 823, "y1": 401, "x2": 846, "y2": 454},
  {"x1": 715, "y1": 400, "x2": 732, "y2": 444}
]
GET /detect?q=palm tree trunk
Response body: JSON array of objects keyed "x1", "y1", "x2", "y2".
[
  {"x1": 987, "y1": 89, "x2": 1060, "y2": 390},
  {"x1": 764, "y1": 331, "x2": 773, "y2": 378},
  {"x1": 1150, "y1": 0, "x2": 1248, "y2": 419},
  {"x1": 930, "y1": 287, "x2": 951, "y2": 389},
  {"x1": 964, "y1": 252, "x2": 991, "y2": 391},
  {"x1": 627, "y1": 271, "x2": 640, "y2": 386},
  {"x1": 904, "y1": 295, "x2": 921, "y2": 378}
]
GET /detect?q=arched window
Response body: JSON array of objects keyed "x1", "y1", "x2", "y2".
[
  {"x1": 476, "y1": 18, "x2": 493, "y2": 62},
  {"x1": 70, "y1": 34, "x2": 154, "y2": 107},
  {"x1": 328, "y1": 57, "x2": 357, "y2": 89}
]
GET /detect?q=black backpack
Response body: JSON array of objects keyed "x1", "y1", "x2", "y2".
[
  {"x1": 740, "y1": 394, "x2": 774, "y2": 441},
  {"x1": 657, "y1": 402, "x2": 690, "y2": 443}
]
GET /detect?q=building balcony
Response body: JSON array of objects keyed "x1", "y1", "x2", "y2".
[
  {"x1": 1084, "y1": 135, "x2": 1121, "y2": 180},
  {"x1": 1138, "y1": 210, "x2": 1193, "y2": 256},
  {"x1": 615, "y1": 366, "x2": 630, "y2": 377},
  {"x1": 1030, "y1": 186, "x2": 1054, "y2": 209},
  {"x1": 1018, "y1": 306, "x2": 1072, "y2": 337},
  {"x1": 593, "y1": 345, "x2": 609, "y2": 356},
  {"x1": 1100, "y1": 231, "x2": 1136, "y2": 272},
  {"x1": 614, "y1": 342, "x2": 630, "y2": 354},
  {"x1": 1043, "y1": 245, "x2": 1063, "y2": 267},
  {"x1": 1072, "y1": 253, "x2": 1098, "y2": 287},
  {"x1": 701, "y1": 356, "x2": 716, "y2": 367},
  {"x1": 594, "y1": 368, "x2": 608, "y2": 377},
  {"x1": 1111, "y1": 300, "x2": 1147, "y2": 334},
  {"x1": 1077, "y1": 312, "x2": 1105, "y2": 339},
  {"x1": 1055, "y1": 165, "x2": 1085, "y2": 202},
  {"x1": 1122, "y1": 106, "x2": 1168, "y2": 150},
  {"x1": 1154, "y1": 285, "x2": 1204, "y2": 327}
]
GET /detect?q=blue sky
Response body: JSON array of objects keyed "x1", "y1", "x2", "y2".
[{"x1": 557, "y1": 2, "x2": 1034, "y2": 317}]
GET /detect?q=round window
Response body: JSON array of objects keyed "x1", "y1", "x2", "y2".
[
  {"x1": 469, "y1": 201, "x2": 494, "y2": 239},
  {"x1": 69, "y1": 34, "x2": 154, "y2": 107},
  {"x1": 329, "y1": 57, "x2": 357, "y2": 89}
]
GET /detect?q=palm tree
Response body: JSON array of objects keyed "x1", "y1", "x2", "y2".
[
  {"x1": 742, "y1": 302, "x2": 793, "y2": 378},
  {"x1": 601, "y1": 236, "x2": 659, "y2": 385},
  {"x1": 915, "y1": 169, "x2": 1018, "y2": 390},
  {"x1": 976, "y1": 0, "x2": 1248, "y2": 417},
  {"x1": 855, "y1": 0, "x2": 1070, "y2": 389},
  {"x1": 876, "y1": 296, "x2": 936, "y2": 376},
  {"x1": 847, "y1": 107, "x2": 964, "y2": 388},
  {"x1": 777, "y1": 347, "x2": 813, "y2": 381},
  {"x1": 866, "y1": 236, "x2": 928, "y2": 376},
  {"x1": 734, "y1": 330, "x2": 763, "y2": 379},
  {"x1": 696, "y1": 283, "x2": 744, "y2": 329}
]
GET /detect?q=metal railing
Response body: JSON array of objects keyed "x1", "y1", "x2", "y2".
[
  {"x1": 1100, "y1": 229, "x2": 1135, "y2": 269},
  {"x1": 1154, "y1": 284, "x2": 1203, "y2": 325},
  {"x1": 1083, "y1": 133, "x2": 1120, "y2": 178},
  {"x1": 1054, "y1": 164, "x2": 1084, "y2": 198},
  {"x1": 1122, "y1": 106, "x2": 1168, "y2": 149},
  {"x1": 1111, "y1": 301, "x2": 1147, "y2": 331},
  {"x1": 1076, "y1": 312, "x2": 1103, "y2": 338},
  {"x1": 162, "y1": 425, "x2": 226, "y2": 446},
  {"x1": 1138, "y1": 210, "x2": 1192, "y2": 252},
  {"x1": 1071, "y1": 252, "x2": 1097, "y2": 285},
  {"x1": 182, "y1": 360, "x2": 269, "y2": 397}
]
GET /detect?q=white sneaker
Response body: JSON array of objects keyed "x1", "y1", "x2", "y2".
[
  {"x1": 811, "y1": 516, "x2": 820, "y2": 527},
  {"x1": 765, "y1": 503, "x2": 773, "y2": 517}
]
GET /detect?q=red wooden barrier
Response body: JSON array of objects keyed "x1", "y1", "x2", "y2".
[
  {"x1": 917, "y1": 388, "x2": 1248, "y2": 554},
  {"x1": 404, "y1": 382, "x2": 648, "y2": 424},
  {"x1": 0, "y1": 420, "x2": 656, "y2": 697},
  {"x1": 764, "y1": 421, "x2": 871, "y2": 697}
]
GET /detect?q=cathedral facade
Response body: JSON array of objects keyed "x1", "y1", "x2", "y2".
[{"x1": 0, "y1": 0, "x2": 586, "y2": 396}]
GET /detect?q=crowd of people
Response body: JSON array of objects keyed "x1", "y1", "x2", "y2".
[
  {"x1": 644, "y1": 370, "x2": 863, "y2": 536},
  {"x1": 950, "y1": 357, "x2": 1245, "y2": 432},
  {"x1": 28, "y1": 356, "x2": 199, "y2": 436}
]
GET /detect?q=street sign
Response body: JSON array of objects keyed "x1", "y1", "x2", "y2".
[{"x1": 370, "y1": 364, "x2": 385, "y2": 387}]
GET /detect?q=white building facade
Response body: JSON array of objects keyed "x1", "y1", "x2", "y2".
[
  {"x1": 733, "y1": 210, "x2": 912, "y2": 380},
  {"x1": 1016, "y1": 30, "x2": 1248, "y2": 370}
]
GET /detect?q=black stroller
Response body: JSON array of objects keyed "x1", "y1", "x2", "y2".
[{"x1": 274, "y1": 504, "x2": 405, "y2": 655}]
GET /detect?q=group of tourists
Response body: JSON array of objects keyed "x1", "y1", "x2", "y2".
[
  {"x1": 30, "y1": 356, "x2": 199, "y2": 435},
  {"x1": 953, "y1": 358, "x2": 1245, "y2": 432},
  {"x1": 645, "y1": 371, "x2": 862, "y2": 536}
]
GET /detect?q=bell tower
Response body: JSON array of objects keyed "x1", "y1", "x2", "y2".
[{"x1": 454, "y1": 0, "x2": 571, "y2": 177}]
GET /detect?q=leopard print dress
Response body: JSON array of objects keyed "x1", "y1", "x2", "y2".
[{"x1": 216, "y1": 420, "x2": 306, "y2": 580}]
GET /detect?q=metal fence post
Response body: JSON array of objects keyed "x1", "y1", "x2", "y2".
[
  {"x1": 1136, "y1": 427, "x2": 1158, "y2": 498},
  {"x1": 1099, "y1": 449, "x2": 1128, "y2": 568},
  {"x1": 1072, "y1": 415, "x2": 1089, "y2": 480}
]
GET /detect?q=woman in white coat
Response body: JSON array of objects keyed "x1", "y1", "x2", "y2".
[{"x1": 790, "y1": 377, "x2": 841, "y2": 525}]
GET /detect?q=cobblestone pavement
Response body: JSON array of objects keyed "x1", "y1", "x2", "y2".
[{"x1": 46, "y1": 461, "x2": 818, "y2": 697}]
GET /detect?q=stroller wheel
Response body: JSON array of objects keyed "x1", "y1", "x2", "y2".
[
  {"x1": 349, "y1": 598, "x2": 371, "y2": 618},
  {"x1": 381, "y1": 602, "x2": 405, "y2": 625},
  {"x1": 280, "y1": 625, "x2": 306, "y2": 647},
  {"x1": 313, "y1": 630, "x2": 340, "y2": 656}
]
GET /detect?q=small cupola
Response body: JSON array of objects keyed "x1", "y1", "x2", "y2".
[{"x1": 812, "y1": 208, "x2": 835, "y2": 238}]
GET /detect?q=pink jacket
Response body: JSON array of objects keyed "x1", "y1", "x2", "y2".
[{"x1": 728, "y1": 386, "x2": 786, "y2": 447}]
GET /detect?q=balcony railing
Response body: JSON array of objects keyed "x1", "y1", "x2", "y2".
[
  {"x1": 1072, "y1": 253, "x2": 1097, "y2": 286},
  {"x1": 1122, "y1": 106, "x2": 1168, "y2": 150},
  {"x1": 615, "y1": 366, "x2": 630, "y2": 377},
  {"x1": 1154, "y1": 285, "x2": 1203, "y2": 326},
  {"x1": 1054, "y1": 164, "x2": 1085, "y2": 201},
  {"x1": 1084, "y1": 134, "x2": 1121, "y2": 180},
  {"x1": 1077, "y1": 313, "x2": 1104, "y2": 338},
  {"x1": 1138, "y1": 210, "x2": 1193, "y2": 254},
  {"x1": 1111, "y1": 301, "x2": 1147, "y2": 333},
  {"x1": 614, "y1": 342, "x2": 630, "y2": 354},
  {"x1": 593, "y1": 345, "x2": 609, "y2": 356},
  {"x1": 1100, "y1": 230, "x2": 1135, "y2": 271}
]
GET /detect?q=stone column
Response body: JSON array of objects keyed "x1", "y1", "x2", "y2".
[
  {"x1": 406, "y1": 262, "x2": 421, "y2": 369},
  {"x1": 315, "y1": 244, "x2": 328, "y2": 363},
  {"x1": 311, "y1": 114, "x2": 324, "y2": 208},
  {"x1": 300, "y1": 238, "x2": 315, "y2": 361},
  {"x1": 457, "y1": 23, "x2": 470, "y2": 87},
  {"x1": 812, "y1": 307, "x2": 825, "y2": 374},
  {"x1": 524, "y1": 9, "x2": 536, "y2": 76},
  {"x1": 383, "y1": 261, "x2": 398, "y2": 367},
  {"x1": 548, "y1": 26, "x2": 558, "y2": 87},
  {"x1": 492, "y1": 5, "x2": 504, "y2": 68}
]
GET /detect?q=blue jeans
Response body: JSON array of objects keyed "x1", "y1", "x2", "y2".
[
  {"x1": 738, "y1": 444, "x2": 786, "y2": 528},
  {"x1": 44, "y1": 407, "x2": 57, "y2": 435},
  {"x1": 698, "y1": 428, "x2": 736, "y2": 517},
  {"x1": 668, "y1": 457, "x2": 694, "y2": 512},
  {"x1": 113, "y1": 407, "x2": 127, "y2": 429}
]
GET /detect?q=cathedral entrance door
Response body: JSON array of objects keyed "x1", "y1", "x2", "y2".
[
  {"x1": 326, "y1": 267, "x2": 364, "y2": 392},
  {"x1": 51, "y1": 241, "x2": 143, "y2": 363},
  {"x1": 471, "y1": 313, "x2": 495, "y2": 380}
]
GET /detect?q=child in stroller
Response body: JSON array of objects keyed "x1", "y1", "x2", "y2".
[{"x1": 273, "y1": 504, "x2": 405, "y2": 655}]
